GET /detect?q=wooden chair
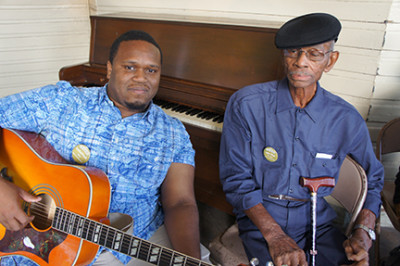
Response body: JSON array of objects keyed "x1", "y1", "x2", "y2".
[
  {"x1": 376, "y1": 117, "x2": 400, "y2": 232},
  {"x1": 209, "y1": 156, "x2": 368, "y2": 265},
  {"x1": 375, "y1": 117, "x2": 400, "y2": 265}
]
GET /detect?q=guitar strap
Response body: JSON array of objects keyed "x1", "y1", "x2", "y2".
[{"x1": 109, "y1": 213, "x2": 134, "y2": 234}]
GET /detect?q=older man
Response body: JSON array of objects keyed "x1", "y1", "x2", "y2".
[{"x1": 219, "y1": 13, "x2": 383, "y2": 266}]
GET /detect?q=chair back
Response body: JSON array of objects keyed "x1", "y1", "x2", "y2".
[
  {"x1": 331, "y1": 155, "x2": 368, "y2": 236},
  {"x1": 376, "y1": 117, "x2": 400, "y2": 232},
  {"x1": 376, "y1": 117, "x2": 400, "y2": 160}
]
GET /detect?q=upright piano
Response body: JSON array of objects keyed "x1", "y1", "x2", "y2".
[{"x1": 59, "y1": 15, "x2": 284, "y2": 214}]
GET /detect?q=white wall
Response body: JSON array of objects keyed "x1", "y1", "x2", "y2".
[
  {"x1": 368, "y1": 1, "x2": 400, "y2": 140},
  {"x1": 0, "y1": 0, "x2": 91, "y2": 96}
]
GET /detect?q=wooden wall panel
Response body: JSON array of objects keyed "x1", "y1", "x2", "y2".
[
  {"x1": 0, "y1": 1, "x2": 91, "y2": 96},
  {"x1": 368, "y1": 2, "x2": 400, "y2": 141}
]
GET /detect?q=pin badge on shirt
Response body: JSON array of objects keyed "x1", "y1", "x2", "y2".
[
  {"x1": 263, "y1": 146, "x2": 278, "y2": 162},
  {"x1": 72, "y1": 144, "x2": 91, "y2": 164}
]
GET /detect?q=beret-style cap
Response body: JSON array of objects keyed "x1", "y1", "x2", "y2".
[{"x1": 275, "y1": 13, "x2": 341, "y2": 49}]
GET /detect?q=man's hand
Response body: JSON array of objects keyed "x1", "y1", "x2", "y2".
[
  {"x1": 268, "y1": 231, "x2": 307, "y2": 266},
  {"x1": 244, "y1": 203, "x2": 307, "y2": 266},
  {"x1": 0, "y1": 178, "x2": 40, "y2": 231},
  {"x1": 342, "y1": 229, "x2": 371, "y2": 266},
  {"x1": 342, "y1": 209, "x2": 376, "y2": 266}
]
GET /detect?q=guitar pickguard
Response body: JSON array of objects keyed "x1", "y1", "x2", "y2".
[{"x1": 0, "y1": 227, "x2": 66, "y2": 262}]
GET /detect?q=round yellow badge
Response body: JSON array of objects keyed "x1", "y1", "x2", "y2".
[
  {"x1": 72, "y1": 144, "x2": 91, "y2": 164},
  {"x1": 263, "y1": 146, "x2": 278, "y2": 162}
]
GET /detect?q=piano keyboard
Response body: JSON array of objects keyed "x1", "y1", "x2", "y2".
[{"x1": 154, "y1": 99, "x2": 224, "y2": 132}]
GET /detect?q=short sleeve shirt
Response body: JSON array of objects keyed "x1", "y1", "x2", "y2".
[{"x1": 0, "y1": 81, "x2": 195, "y2": 265}]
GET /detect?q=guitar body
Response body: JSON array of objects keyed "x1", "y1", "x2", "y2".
[{"x1": 0, "y1": 128, "x2": 111, "y2": 265}]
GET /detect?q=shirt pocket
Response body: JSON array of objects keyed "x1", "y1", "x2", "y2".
[{"x1": 308, "y1": 150, "x2": 341, "y2": 178}]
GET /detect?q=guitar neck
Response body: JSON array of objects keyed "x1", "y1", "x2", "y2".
[{"x1": 52, "y1": 207, "x2": 213, "y2": 266}]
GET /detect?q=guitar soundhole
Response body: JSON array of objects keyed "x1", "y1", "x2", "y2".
[{"x1": 28, "y1": 194, "x2": 56, "y2": 231}]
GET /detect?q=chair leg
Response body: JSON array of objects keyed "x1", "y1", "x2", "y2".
[{"x1": 375, "y1": 215, "x2": 381, "y2": 266}]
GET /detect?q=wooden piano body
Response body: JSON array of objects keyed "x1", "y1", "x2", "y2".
[{"x1": 59, "y1": 15, "x2": 284, "y2": 214}]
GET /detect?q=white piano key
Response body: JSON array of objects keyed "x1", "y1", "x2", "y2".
[{"x1": 161, "y1": 106, "x2": 223, "y2": 132}]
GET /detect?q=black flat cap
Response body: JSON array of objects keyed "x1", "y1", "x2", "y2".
[{"x1": 275, "y1": 13, "x2": 341, "y2": 49}]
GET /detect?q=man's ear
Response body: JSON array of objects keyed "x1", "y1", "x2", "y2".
[
  {"x1": 106, "y1": 61, "x2": 112, "y2": 79},
  {"x1": 324, "y1": 51, "x2": 339, "y2": 73}
]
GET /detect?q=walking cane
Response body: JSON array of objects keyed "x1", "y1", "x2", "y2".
[{"x1": 300, "y1": 176, "x2": 335, "y2": 266}]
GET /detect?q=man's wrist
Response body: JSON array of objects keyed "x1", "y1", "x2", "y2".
[{"x1": 353, "y1": 224, "x2": 376, "y2": 241}]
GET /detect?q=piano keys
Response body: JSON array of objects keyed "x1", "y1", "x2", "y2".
[{"x1": 154, "y1": 99, "x2": 224, "y2": 132}]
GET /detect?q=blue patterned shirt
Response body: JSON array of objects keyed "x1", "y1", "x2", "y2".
[{"x1": 0, "y1": 81, "x2": 195, "y2": 265}]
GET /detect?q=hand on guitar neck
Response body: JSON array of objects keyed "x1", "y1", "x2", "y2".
[{"x1": 0, "y1": 176, "x2": 41, "y2": 231}]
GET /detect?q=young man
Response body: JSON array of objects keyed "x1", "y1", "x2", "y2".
[
  {"x1": 0, "y1": 30, "x2": 207, "y2": 265},
  {"x1": 219, "y1": 13, "x2": 383, "y2": 266}
]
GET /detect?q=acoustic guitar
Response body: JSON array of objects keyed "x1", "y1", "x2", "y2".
[{"x1": 0, "y1": 128, "x2": 213, "y2": 266}]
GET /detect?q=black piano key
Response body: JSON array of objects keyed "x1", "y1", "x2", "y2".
[
  {"x1": 204, "y1": 112, "x2": 218, "y2": 120},
  {"x1": 197, "y1": 111, "x2": 210, "y2": 117},
  {"x1": 197, "y1": 111, "x2": 210, "y2": 119},
  {"x1": 170, "y1": 105, "x2": 180, "y2": 111},
  {"x1": 171, "y1": 105, "x2": 186, "y2": 112},
  {"x1": 178, "y1": 107, "x2": 191, "y2": 113},
  {"x1": 184, "y1": 109, "x2": 194, "y2": 115},
  {"x1": 198, "y1": 111, "x2": 216, "y2": 119},
  {"x1": 194, "y1": 111, "x2": 204, "y2": 118},
  {"x1": 175, "y1": 106, "x2": 191, "y2": 113},
  {"x1": 212, "y1": 115, "x2": 223, "y2": 122},
  {"x1": 163, "y1": 103, "x2": 178, "y2": 109},
  {"x1": 187, "y1": 109, "x2": 202, "y2": 116}
]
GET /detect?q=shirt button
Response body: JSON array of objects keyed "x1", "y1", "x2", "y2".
[
  {"x1": 295, "y1": 136, "x2": 300, "y2": 141},
  {"x1": 292, "y1": 163, "x2": 297, "y2": 167},
  {"x1": 289, "y1": 189, "x2": 293, "y2": 193}
]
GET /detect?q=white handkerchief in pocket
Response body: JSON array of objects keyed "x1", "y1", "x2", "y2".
[{"x1": 315, "y1": 153, "x2": 333, "y2": 159}]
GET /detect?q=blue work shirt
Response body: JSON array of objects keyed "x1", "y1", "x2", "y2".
[
  {"x1": 0, "y1": 81, "x2": 195, "y2": 265},
  {"x1": 219, "y1": 78, "x2": 383, "y2": 233}
]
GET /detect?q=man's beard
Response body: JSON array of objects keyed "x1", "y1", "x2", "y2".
[{"x1": 126, "y1": 101, "x2": 150, "y2": 113}]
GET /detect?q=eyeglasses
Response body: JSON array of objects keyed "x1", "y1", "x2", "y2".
[{"x1": 283, "y1": 48, "x2": 333, "y2": 61}]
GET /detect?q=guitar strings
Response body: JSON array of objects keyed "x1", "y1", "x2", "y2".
[
  {"x1": 26, "y1": 201, "x2": 214, "y2": 266},
  {"x1": 26, "y1": 201, "x2": 54, "y2": 217}
]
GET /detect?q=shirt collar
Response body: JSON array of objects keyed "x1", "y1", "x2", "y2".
[
  {"x1": 276, "y1": 78, "x2": 294, "y2": 114},
  {"x1": 276, "y1": 78, "x2": 325, "y2": 123},
  {"x1": 99, "y1": 84, "x2": 109, "y2": 103}
]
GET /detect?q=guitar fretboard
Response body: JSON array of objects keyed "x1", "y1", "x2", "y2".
[{"x1": 52, "y1": 208, "x2": 213, "y2": 266}]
